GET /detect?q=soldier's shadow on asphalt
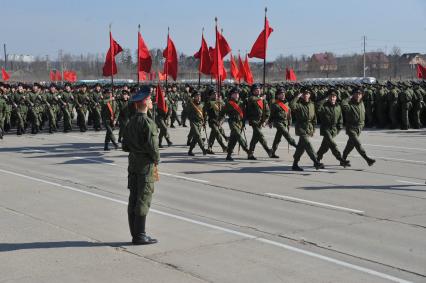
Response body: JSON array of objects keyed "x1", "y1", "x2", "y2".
[
  {"x1": 0, "y1": 143, "x2": 117, "y2": 166},
  {"x1": 0, "y1": 241, "x2": 134, "y2": 252},
  {"x1": 300, "y1": 184, "x2": 426, "y2": 192}
]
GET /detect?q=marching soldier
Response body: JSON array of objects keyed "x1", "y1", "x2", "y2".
[
  {"x1": 89, "y1": 83, "x2": 103, "y2": 131},
  {"x1": 220, "y1": 87, "x2": 249, "y2": 161},
  {"x1": 289, "y1": 87, "x2": 324, "y2": 171},
  {"x1": 122, "y1": 86, "x2": 159, "y2": 245},
  {"x1": 342, "y1": 88, "x2": 376, "y2": 166},
  {"x1": 269, "y1": 87, "x2": 297, "y2": 158},
  {"x1": 155, "y1": 88, "x2": 173, "y2": 148},
  {"x1": 180, "y1": 84, "x2": 192, "y2": 127},
  {"x1": 187, "y1": 91, "x2": 207, "y2": 156},
  {"x1": 169, "y1": 85, "x2": 181, "y2": 127},
  {"x1": 246, "y1": 84, "x2": 272, "y2": 160},
  {"x1": 101, "y1": 89, "x2": 119, "y2": 151},
  {"x1": 75, "y1": 84, "x2": 89, "y2": 132},
  {"x1": 316, "y1": 89, "x2": 349, "y2": 167},
  {"x1": 117, "y1": 90, "x2": 132, "y2": 143},
  {"x1": 204, "y1": 88, "x2": 227, "y2": 154},
  {"x1": 60, "y1": 83, "x2": 74, "y2": 133},
  {"x1": 412, "y1": 83, "x2": 425, "y2": 129}
]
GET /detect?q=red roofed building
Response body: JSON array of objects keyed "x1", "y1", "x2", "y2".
[{"x1": 309, "y1": 52, "x2": 337, "y2": 72}]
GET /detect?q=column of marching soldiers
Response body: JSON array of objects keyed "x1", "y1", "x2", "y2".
[{"x1": 1, "y1": 80, "x2": 425, "y2": 170}]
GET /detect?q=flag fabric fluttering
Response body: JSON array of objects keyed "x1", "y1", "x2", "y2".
[
  {"x1": 55, "y1": 70, "x2": 62, "y2": 81},
  {"x1": 194, "y1": 33, "x2": 212, "y2": 75},
  {"x1": 138, "y1": 31, "x2": 152, "y2": 74},
  {"x1": 238, "y1": 54, "x2": 246, "y2": 82},
  {"x1": 50, "y1": 70, "x2": 56, "y2": 81},
  {"x1": 230, "y1": 54, "x2": 240, "y2": 81},
  {"x1": 138, "y1": 71, "x2": 147, "y2": 81},
  {"x1": 243, "y1": 55, "x2": 254, "y2": 85},
  {"x1": 1, "y1": 68, "x2": 10, "y2": 81},
  {"x1": 63, "y1": 70, "x2": 77, "y2": 82},
  {"x1": 162, "y1": 34, "x2": 178, "y2": 81},
  {"x1": 156, "y1": 83, "x2": 168, "y2": 114},
  {"x1": 158, "y1": 72, "x2": 167, "y2": 81},
  {"x1": 210, "y1": 27, "x2": 229, "y2": 82},
  {"x1": 285, "y1": 68, "x2": 297, "y2": 81},
  {"x1": 102, "y1": 32, "x2": 123, "y2": 77},
  {"x1": 416, "y1": 64, "x2": 426, "y2": 79},
  {"x1": 248, "y1": 17, "x2": 273, "y2": 59}
]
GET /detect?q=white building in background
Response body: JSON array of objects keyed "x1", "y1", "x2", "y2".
[{"x1": 7, "y1": 54, "x2": 36, "y2": 63}]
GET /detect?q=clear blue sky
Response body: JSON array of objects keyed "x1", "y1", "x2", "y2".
[{"x1": 1, "y1": 0, "x2": 425, "y2": 60}]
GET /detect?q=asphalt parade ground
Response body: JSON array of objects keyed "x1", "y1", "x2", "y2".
[{"x1": 1, "y1": 122, "x2": 425, "y2": 282}]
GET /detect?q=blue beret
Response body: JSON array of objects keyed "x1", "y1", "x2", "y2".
[{"x1": 131, "y1": 86, "x2": 151, "y2": 102}]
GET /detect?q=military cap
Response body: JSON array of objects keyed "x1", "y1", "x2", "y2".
[
  {"x1": 64, "y1": 82, "x2": 72, "y2": 87},
  {"x1": 352, "y1": 87, "x2": 363, "y2": 95},
  {"x1": 251, "y1": 83, "x2": 261, "y2": 91},
  {"x1": 229, "y1": 87, "x2": 240, "y2": 94},
  {"x1": 130, "y1": 86, "x2": 151, "y2": 102},
  {"x1": 49, "y1": 83, "x2": 57, "y2": 89},
  {"x1": 276, "y1": 87, "x2": 285, "y2": 95},
  {"x1": 300, "y1": 86, "x2": 311, "y2": 94},
  {"x1": 326, "y1": 89, "x2": 338, "y2": 97},
  {"x1": 192, "y1": 91, "x2": 201, "y2": 98},
  {"x1": 33, "y1": 82, "x2": 42, "y2": 88}
]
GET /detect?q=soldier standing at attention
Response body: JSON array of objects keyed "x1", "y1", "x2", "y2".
[
  {"x1": 269, "y1": 87, "x2": 297, "y2": 158},
  {"x1": 290, "y1": 87, "x2": 324, "y2": 171},
  {"x1": 246, "y1": 84, "x2": 273, "y2": 160},
  {"x1": 316, "y1": 89, "x2": 349, "y2": 167},
  {"x1": 342, "y1": 88, "x2": 376, "y2": 166},
  {"x1": 122, "y1": 86, "x2": 159, "y2": 245},
  {"x1": 101, "y1": 89, "x2": 119, "y2": 151}
]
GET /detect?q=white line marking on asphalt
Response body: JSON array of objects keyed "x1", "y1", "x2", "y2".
[
  {"x1": 353, "y1": 155, "x2": 426, "y2": 165},
  {"x1": 264, "y1": 193, "x2": 365, "y2": 215},
  {"x1": 396, "y1": 180, "x2": 426, "y2": 186},
  {"x1": 72, "y1": 157, "x2": 117, "y2": 166},
  {"x1": 20, "y1": 148, "x2": 48, "y2": 154},
  {"x1": 66, "y1": 135, "x2": 93, "y2": 140},
  {"x1": 72, "y1": 156, "x2": 210, "y2": 183},
  {"x1": 0, "y1": 168, "x2": 411, "y2": 283}
]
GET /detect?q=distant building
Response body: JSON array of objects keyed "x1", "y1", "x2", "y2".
[
  {"x1": 7, "y1": 54, "x2": 36, "y2": 63},
  {"x1": 310, "y1": 53, "x2": 337, "y2": 72},
  {"x1": 400, "y1": 53, "x2": 426, "y2": 68},
  {"x1": 365, "y1": 52, "x2": 389, "y2": 70}
]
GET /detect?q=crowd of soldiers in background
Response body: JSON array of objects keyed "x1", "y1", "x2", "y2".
[{"x1": 0, "y1": 80, "x2": 425, "y2": 168}]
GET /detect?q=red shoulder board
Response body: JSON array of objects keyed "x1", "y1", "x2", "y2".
[
  {"x1": 277, "y1": 101, "x2": 289, "y2": 113},
  {"x1": 229, "y1": 100, "x2": 244, "y2": 119}
]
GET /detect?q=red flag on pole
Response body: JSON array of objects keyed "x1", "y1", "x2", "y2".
[
  {"x1": 102, "y1": 32, "x2": 123, "y2": 77},
  {"x1": 210, "y1": 27, "x2": 227, "y2": 82},
  {"x1": 50, "y1": 70, "x2": 56, "y2": 81},
  {"x1": 194, "y1": 33, "x2": 212, "y2": 75},
  {"x1": 238, "y1": 54, "x2": 246, "y2": 82},
  {"x1": 217, "y1": 31, "x2": 231, "y2": 58},
  {"x1": 158, "y1": 72, "x2": 167, "y2": 81},
  {"x1": 138, "y1": 71, "x2": 147, "y2": 81},
  {"x1": 416, "y1": 64, "x2": 426, "y2": 79},
  {"x1": 248, "y1": 17, "x2": 273, "y2": 59},
  {"x1": 1, "y1": 68, "x2": 10, "y2": 81},
  {"x1": 243, "y1": 55, "x2": 254, "y2": 85},
  {"x1": 138, "y1": 31, "x2": 152, "y2": 73},
  {"x1": 63, "y1": 70, "x2": 77, "y2": 82},
  {"x1": 162, "y1": 34, "x2": 178, "y2": 81},
  {"x1": 230, "y1": 54, "x2": 240, "y2": 81},
  {"x1": 55, "y1": 70, "x2": 62, "y2": 81},
  {"x1": 285, "y1": 68, "x2": 297, "y2": 81},
  {"x1": 156, "y1": 83, "x2": 168, "y2": 114}
]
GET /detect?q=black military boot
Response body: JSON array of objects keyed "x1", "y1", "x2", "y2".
[
  {"x1": 314, "y1": 161, "x2": 325, "y2": 170},
  {"x1": 206, "y1": 148, "x2": 215, "y2": 155},
  {"x1": 226, "y1": 155, "x2": 234, "y2": 161},
  {"x1": 292, "y1": 161, "x2": 303, "y2": 171},
  {"x1": 128, "y1": 213, "x2": 135, "y2": 239},
  {"x1": 270, "y1": 147, "x2": 279, "y2": 158},
  {"x1": 366, "y1": 157, "x2": 376, "y2": 166},
  {"x1": 202, "y1": 147, "x2": 207, "y2": 156},
  {"x1": 104, "y1": 143, "x2": 110, "y2": 151},
  {"x1": 247, "y1": 151, "x2": 257, "y2": 160},
  {"x1": 166, "y1": 139, "x2": 173, "y2": 147},
  {"x1": 132, "y1": 215, "x2": 157, "y2": 245},
  {"x1": 112, "y1": 140, "x2": 119, "y2": 150}
]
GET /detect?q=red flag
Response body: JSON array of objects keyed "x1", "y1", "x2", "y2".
[
  {"x1": 138, "y1": 71, "x2": 147, "y2": 81},
  {"x1": 243, "y1": 55, "x2": 254, "y2": 85},
  {"x1": 149, "y1": 72, "x2": 156, "y2": 80},
  {"x1": 138, "y1": 31, "x2": 152, "y2": 73},
  {"x1": 416, "y1": 64, "x2": 426, "y2": 79},
  {"x1": 238, "y1": 54, "x2": 247, "y2": 82},
  {"x1": 102, "y1": 32, "x2": 123, "y2": 77},
  {"x1": 210, "y1": 27, "x2": 227, "y2": 82},
  {"x1": 63, "y1": 70, "x2": 77, "y2": 82},
  {"x1": 1, "y1": 68, "x2": 10, "y2": 81},
  {"x1": 230, "y1": 54, "x2": 240, "y2": 81},
  {"x1": 162, "y1": 35, "x2": 178, "y2": 81},
  {"x1": 194, "y1": 33, "x2": 212, "y2": 75},
  {"x1": 248, "y1": 17, "x2": 273, "y2": 59},
  {"x1": 158, "y1": 72, "x2": 167, "y2": 81},
  {"x1": 285, "y1": 68, "x2": 297, "y2": 81},
  {"x1": 156, "y1": 83, "x2": 168, "y2": 114},
  {"x1": 217, "y1": 31, "x2": 231, "y2": 58},
  {"x1": 55, "y1": 70, "x2": 62, "y2": 81},
  {"x1": 50, "y1": 70, "x2": 56, "y2": 81}
]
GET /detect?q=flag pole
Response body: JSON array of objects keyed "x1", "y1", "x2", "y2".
[
  {"x1": 137, "y1": 24, "x2": 141, "y2": 85},
  {"x1": 263, "y1": 7, "x2": 267, "y2": 89},
  {"x1": 238, "y1": 50, "x2": 241, "y2": 86},
  {"x1": 165, "y1": 27, "x2": 169, "y2": 96},
  {"x1": 215, "y1": 17, "x2": 220, "y2": 98},
  {"x1": 198, "y1": 27, "x2": 204, "y2": 88},
  {"x1": 109, "y1": 24, "x2": 114, "y2": 96}
]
